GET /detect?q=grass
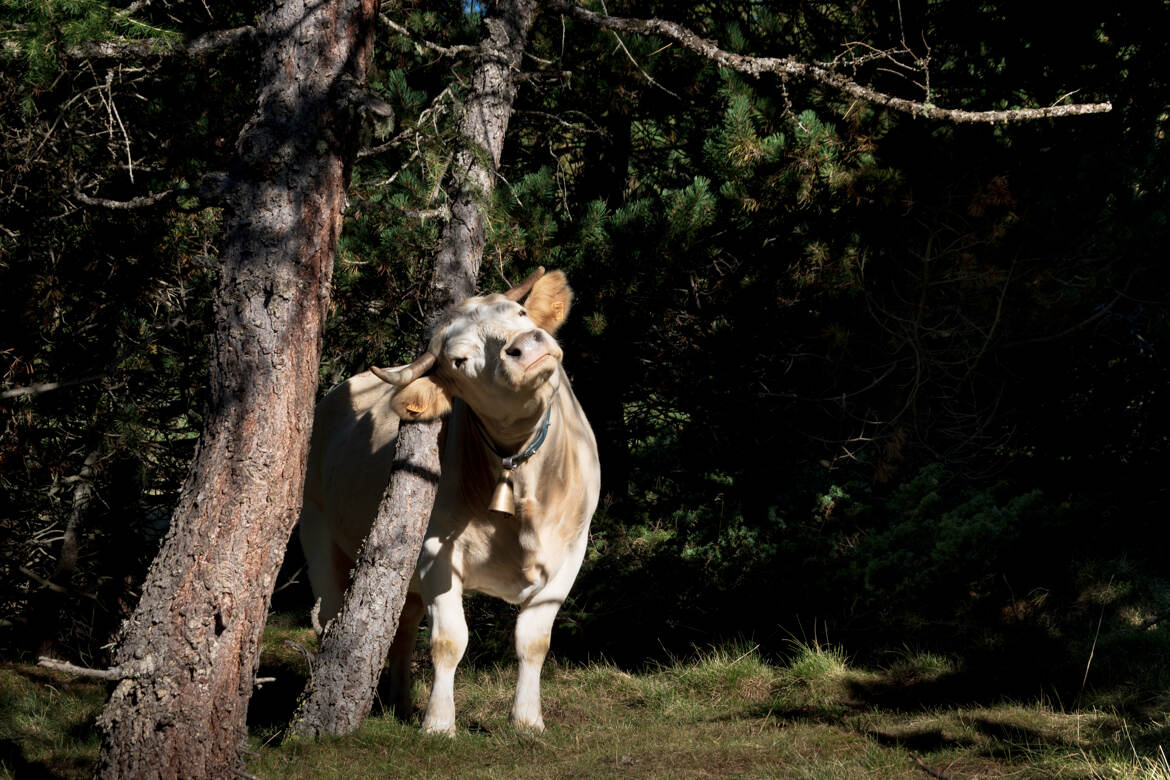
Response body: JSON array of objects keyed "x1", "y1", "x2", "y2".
[
  {"x1": 2, "y1": 623, "x2": 1167, "y2": 779},
  {"x1": 0, "y1": 665, "x2": 106, "y2": 778}
]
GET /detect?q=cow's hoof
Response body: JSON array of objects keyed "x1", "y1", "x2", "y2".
[
  {"x1": 421, "y1": 721, "x2": 457, "y2": 737},
  {"x1": 512, "y1": 717, "x2": 545, "y2": 734}
]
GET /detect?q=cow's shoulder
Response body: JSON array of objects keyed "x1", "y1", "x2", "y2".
[{"x1": 312, "y1": 371, "x2": 399, "y2": 445}]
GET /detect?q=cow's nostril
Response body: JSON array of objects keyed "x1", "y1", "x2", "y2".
[{"x1": 506, "y1": 346, "x2": 522, "y2": 358}]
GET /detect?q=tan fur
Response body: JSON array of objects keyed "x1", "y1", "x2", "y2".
[
  {"x1": 431, "y1": 637, "x2": 463, "y2": 669},
  {"x1": 524, "y1": 271, "x2": 573, "y2": 334},
  {"x1": 391, "y1": 375, "x2": 453, "y2": 420}
]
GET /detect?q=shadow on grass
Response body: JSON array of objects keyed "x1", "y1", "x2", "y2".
[
  {"x1": 864, "y1": 727, "x2": 972, "y2": 753},
  {"x1": 844, "y1": 653, "x2": 1075, "y2": 713},
  {"x1": 247, "y1": 630, "x2": 426, "y2": 736},
  {"x1": 0, "y1": 737, "x2": 53, "y2": 780}
]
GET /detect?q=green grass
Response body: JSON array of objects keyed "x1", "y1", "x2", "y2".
[
  {"x1": 2, "y1": 627, "x2": 1167, "y2": 779},
  {"x1": 0, "y1": 665, "x2": 106, "y2": 778}
]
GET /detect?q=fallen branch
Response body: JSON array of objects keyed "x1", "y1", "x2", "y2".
[
  {"x1": 38, "y1": 656, "x2": 139, "y2": 681},
  {"x1": 547, "y1": 0, "x2": 1111, "y2": 123}
]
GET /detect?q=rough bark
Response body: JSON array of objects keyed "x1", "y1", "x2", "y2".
[
  {"x1": 92, "y1": 0, "x2": 377, "y2": 774},
  {"x1": 431, "y1": 0, "x2": 539, "y2": 304},
  {"x1": 288, "y1": 0, "x2": 538, "y2": 738},
  {"x1": 287, "y1": 419, "x2": 441, "y2": 737}
]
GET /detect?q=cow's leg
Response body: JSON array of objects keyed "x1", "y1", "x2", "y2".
[
  {"x1": 420, "y1": 569, "x2": 467, "y2": 735},
  {"x1": 511, "y1": 596, "x2": 560, "y2": 732},
  {"x1": 387, "y1": 590, "x2": 424, "y2": 720},
  {"x1": 511, "y1": 531, "x2": 589, "y2": 732},
  {"x1": 299, "y1": 507, "x2": 350, "y2": 627}
]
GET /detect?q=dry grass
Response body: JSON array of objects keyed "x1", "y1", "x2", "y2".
[{"x1": 2, "y1": 628, "x2": 1167, "y2": 779}]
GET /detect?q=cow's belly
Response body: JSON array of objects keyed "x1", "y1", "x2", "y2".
[{"x1": 440, "y1": 516, "x2": 582, "y2": 605}]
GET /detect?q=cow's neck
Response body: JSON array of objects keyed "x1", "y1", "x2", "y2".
[{"x1": 470, "y1": 388, "x2": 560, "y2": 458}]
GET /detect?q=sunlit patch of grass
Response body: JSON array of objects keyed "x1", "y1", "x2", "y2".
[
  {"x1": 657, "y1": 643, "x2": 776, "y2": 706},
  {"x1": 881, "y1": 646, "x2": 957, "y2": 684},
  {"x1": 771, "y1": 639, "x2": 856, "y2": 713}
]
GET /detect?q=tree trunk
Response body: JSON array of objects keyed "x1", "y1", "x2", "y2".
[
  {"x1": 289, "y1": 0, "x2": 537, "y2": 738},
  {"x1": 93, "y1": 0, "x2": 377, "y2": 774},
  {"x1": 431, "y1": 0, "x2": 539, "y2": 305}
]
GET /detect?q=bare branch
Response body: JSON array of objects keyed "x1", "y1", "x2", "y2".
[
  {"x1": 1, "y1": 375, "x2": 106, "y2": 399},
  {"x1": 379, "y1": 14, "x2": 476, "y2": 58},
  {"x1": 65, "y1": 25, "x2": 256, "y2": 61},
  {"x1": 38, "y1": 656, "x2": 139, "y2": 681},
  {"x1": 547, "y1": 0, "x2": 1111, "y2": 122},
  {"x1": 73, "y1": 186, "x2": 176, "y2": 209},
  {"x1": 20, "y1": 566, "x2": 69, "y2": 594}
]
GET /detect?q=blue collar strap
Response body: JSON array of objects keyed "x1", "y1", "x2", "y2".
[
  {"x1": 471, "y1": 404, "x2": 553, "y2": 470},
  {"x1": 501, "y1": 405, "x2": 553, "y2": 470}
]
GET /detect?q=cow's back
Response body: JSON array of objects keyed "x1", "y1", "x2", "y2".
[{"x1": 300, "y1": 371, "x2": 401, "y2": 618}]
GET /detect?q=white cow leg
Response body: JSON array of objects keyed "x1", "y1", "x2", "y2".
[
  {"x1": 511, "y1": 597, "x2": 561, "y2": 732},
  {"x1": 421, "y1": 583, "x2": 468, "y2": 735}
]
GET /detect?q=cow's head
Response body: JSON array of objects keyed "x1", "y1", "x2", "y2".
[{"x1": 372, "y1": 268, "x2": 573, "y2": 426}]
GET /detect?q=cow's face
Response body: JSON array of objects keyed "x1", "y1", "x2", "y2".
[{"x1": 386, "y1": 271, "x2": 573, "y2": 424}]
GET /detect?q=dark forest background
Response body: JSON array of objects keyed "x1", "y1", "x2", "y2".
[{"x1": 2, "y1": 0, "x2": 1167, "y2": 705}]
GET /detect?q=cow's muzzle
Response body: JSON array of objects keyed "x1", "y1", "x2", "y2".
[{"x1": 504, "y1": 330, "x2": 556, "y2": 372}]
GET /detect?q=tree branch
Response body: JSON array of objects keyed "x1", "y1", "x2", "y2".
[
  {"x1": 378, "y1": 15, "x2": 477, "y2": 58},
  {"x1": 0, "y1": 375, "x2": 107, "y2": 400},
  {"x1": 73, "y1": 185, "x2": 176, "y2": 209},
  {"x1": 65, "y1": 25, "x2": 256, "y2": 61},
  {"x1": 547, "y1": 0, "x2": 1112, "y2": 122},
  {"x1": 38, "y1": 656, "x2": 142, "y2": 681}
]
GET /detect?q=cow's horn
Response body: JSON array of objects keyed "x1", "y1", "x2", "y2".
[
  {"x1": 503, "y1": 266, "x2": 546, "y2": 301},
  {"x1": 370, "y1": 352, "x2": 436, "y2": 386}
]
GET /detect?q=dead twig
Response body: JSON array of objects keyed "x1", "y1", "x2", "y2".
[
  {"x1": 910, "y1": 752, "x2": 951, "y2": 779},
  {"x1": 281, "y1": 639, "x2": 315, "y2": 686}
]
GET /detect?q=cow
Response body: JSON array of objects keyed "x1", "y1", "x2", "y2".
[{"x1": 298, "y1": 268, "x2": 600, "y2": 735}]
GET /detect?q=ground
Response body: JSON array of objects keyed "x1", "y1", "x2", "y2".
[{"x1": 2, "y1": 615, "x2": 1166, "y2": 779}]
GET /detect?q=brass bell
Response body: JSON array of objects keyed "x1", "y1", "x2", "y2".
[{"x1": 489, "y1": 471, "x2": 515, "y2": 515}]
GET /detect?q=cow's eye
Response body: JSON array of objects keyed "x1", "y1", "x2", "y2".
[
  {"x1": 453, "y1": 357, "x2": 467, "y2": 369},
  {"x1": 518, "y1": 309, "x2": 528, "y2": 317}
]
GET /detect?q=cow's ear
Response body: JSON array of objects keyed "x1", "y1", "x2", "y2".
[
  {"x1": 524, "y1": 270, "x2": 572, "y2": 334},
  {"x1": 391, "y1": 376, "x2": 453, "y2": 421}
]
